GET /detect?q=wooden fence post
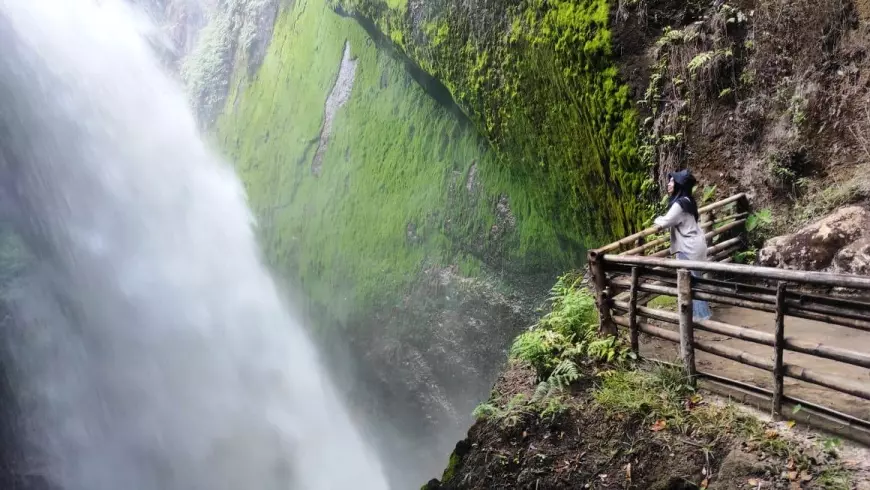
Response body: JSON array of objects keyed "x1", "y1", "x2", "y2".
[
  {"x1": 589, "y1": 252, "x2": 617, "y2": 336},
  {"x1": 773, "y1": 281, "x2": 787, "y2": 417},
  {"x1": 677, "y1": 269, "x2": 697, "y2": 382},
  {"x1": 629, "y1": 266, "x2": 641, "y2": 353},
  {"x1": 736, "y1": 193, "x2": 752, "y2": 251}
]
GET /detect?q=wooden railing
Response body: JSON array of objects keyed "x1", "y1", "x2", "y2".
[{"x1": 587, "y1": 194, "x2": 870, "y2": 429}]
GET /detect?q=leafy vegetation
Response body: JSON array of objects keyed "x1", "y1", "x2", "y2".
[
  {"x1": 478, "y1": 274, "x2": 632, "y2": 422},
  {"x1": 472, "y1": 393, "x2": 536, "y2": 427},
  {"x1": 510, "y1": 275, "x2": 631, "y2": 380},
  {"x1": 472, "y1": 274, "x2": 632, "y2": 424},
  {"x1": 641, "y1": 3, "x2": 749, "y2": 188},
  {"x1": 744, "y1": 208, "x2": 774, "y2": 252},
  {"x1": 595, "y1": 362, "x2": 805, "y2": 460}
]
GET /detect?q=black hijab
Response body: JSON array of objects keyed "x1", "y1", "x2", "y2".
[{"x1": 668, "y1": 170, "x2": 699, "y2": 221}]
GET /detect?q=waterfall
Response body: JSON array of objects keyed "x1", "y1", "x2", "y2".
[{"x1": 0, "y1": 1, "x2": 389, "y2": 488}]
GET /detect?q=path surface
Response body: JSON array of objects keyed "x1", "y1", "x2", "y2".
[{"x1": 640, "y1": 305, "x2": 870, "y2": 421}]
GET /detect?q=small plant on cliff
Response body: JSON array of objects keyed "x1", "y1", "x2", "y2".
[
  {"x1": 511, "y1": 274, "x2": 632, "y2": 408},
  {"x1": 510, "y1": 329, "x2": 575, "y2": 379},
  {"x1": 472, "y1": 394, "x2": 532, "y2": 427},
  {"x1": 745, "y1": 208, "x2": 773, "y2": 247},
  {"x1": 536, "y1": 274, "x2": 597, "y2": 338}
]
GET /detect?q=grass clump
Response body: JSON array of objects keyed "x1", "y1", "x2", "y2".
[
  {"x1": 594, "y1": 362, "x2": 829, "y2": 467},
  {"x1": 817, "y1": 467, "x2": 852, "y2": 490},
  {"x1": 791, "y1": 163, "x2": 870, "y2": 224},
  {"x1": 646, "y1": 295, "x2": 678, "y2": 310}
]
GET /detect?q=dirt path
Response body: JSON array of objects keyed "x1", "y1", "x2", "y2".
[{"x1": 639, "y1": 305, "x2": 870, "y2": 421}]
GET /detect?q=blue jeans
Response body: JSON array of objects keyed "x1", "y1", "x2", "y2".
[{"x1": 676, "y1": 252, "x2": 713, "y2": 320}]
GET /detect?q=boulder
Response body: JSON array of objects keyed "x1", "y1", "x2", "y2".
[
  {"x1": 758, "y1": 206, "x2": 870, "y2": 272},
  {"x1": 832, "y1": 237, "x2": 870, "y2": 275}
]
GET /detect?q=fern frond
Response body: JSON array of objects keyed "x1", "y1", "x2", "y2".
[
  {"x1": 532, "y1": 381, "x2": 554, "y2": 404},
  {"x1": 549, "y1": 359, "x2": 581, "y2": 388},
  {"x1": 687, "y1": 51, "x2": 715, "y2": 74}
]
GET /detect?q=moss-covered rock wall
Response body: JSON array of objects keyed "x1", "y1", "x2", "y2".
[
  {"x1": 180, "y1": 0, "x2": 653, "y2": 484},
  {"x1": 332, "y1": 0, "x2": 650, "y2": 246},
  {"x1": 214, "y1": 0, "x2": 579, "y2": 317}
]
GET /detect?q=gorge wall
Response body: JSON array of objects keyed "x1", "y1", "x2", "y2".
[
  {"x1": 162, "y1": 0, "x2": 870, "y2": 486},
  {"x1": 2, "y1": 0, "x2": 865, "y2": 487},
  {"x1": 164, "y1": 0, "x2": 630, "y2": 486}
]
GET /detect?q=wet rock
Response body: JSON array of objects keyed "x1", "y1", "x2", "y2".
[
  {"x1": 312, "y1": 41, "x2": 358, "y2": 175},
  {"x1": 758, "y1": 206, "x2": 870, "y2": 271},
  {"x1": 832, "y1": 236, "x2": 870, "y2": 275}
]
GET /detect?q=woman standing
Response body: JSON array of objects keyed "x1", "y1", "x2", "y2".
[{"x1": 654, "y1": 169, "x2": 713, "y2": 320}]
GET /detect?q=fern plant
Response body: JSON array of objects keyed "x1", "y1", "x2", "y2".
[
  {"x1": 471, "y1": 394, "x2": 531, "y2": 428},
  {"x1": 536, "y1": 278, "x2": 598, "y2": 338},
  {"x1": 687, "y1": 51, "x2": 715, "y2": 75},
  {"x1": 510, "y1": 330, "x2": 573, "y2": 379},
  {"x1": 510, "y1": 274, "x2": 636, "y2": 410},
  {"x1": 549, "y1": 359, "x2": 581, "y2": 389}
]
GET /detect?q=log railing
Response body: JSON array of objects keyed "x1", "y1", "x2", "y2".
[{"x1": 588, "y1": 193, "x2": 870, "y2": 427}]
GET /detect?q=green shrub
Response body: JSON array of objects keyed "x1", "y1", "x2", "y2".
[{"x1": 511, "y1": 273, "x2": 632, "y2": 404}]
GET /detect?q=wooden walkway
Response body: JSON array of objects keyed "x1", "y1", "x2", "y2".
[{"x1": 588, "y1": 194, "x2": 870, "y2": 444}]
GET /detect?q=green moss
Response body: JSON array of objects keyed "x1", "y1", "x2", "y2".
[
  {"x1": 646, "y1": 295, "x2": 677, "y2": 310},
  {"x1": 215, "y1": 0, "x2": 574, "y2": 322},
  {"x1": 440, "y1": 450, "x2": 461, "y2": 482},
  {"x1": 334, "y1": 0, "x2": 652, "y2": 246}
]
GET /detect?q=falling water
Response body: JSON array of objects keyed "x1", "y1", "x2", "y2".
[{"x1": 0, "y1": 1, "x2": 389, "y2": 489}]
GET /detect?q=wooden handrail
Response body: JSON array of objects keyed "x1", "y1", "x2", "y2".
[
  {"x1": 609, "y1": 279, "x2": 870, "y2": 332},
  {"x1": 600, "y1": 254, "x2": 870, "y2": 290},
  {"x1": 611, "y1": 301, "x2": 870, "y2": 369},
  {"x1": 607, "y1": 266, "x2": 870, "y2": 312},
  {"x1": 593, "y1": 192, "x2": 870, "y2": 428},
  {"x1": 612, "y1": 315, "x2": 870, "y2": 401},
  {"x1": 700, "y1": 211, "x2": 750, "y2": 229}
]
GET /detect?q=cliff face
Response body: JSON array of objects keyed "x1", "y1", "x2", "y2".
[
  {"x1": 172, "y1": 0, "x2": 593, "y2": 485},
  {"x1": 331, "y1": 0, "x2": 870, "y2": 233},
  {"x1": 170, "y1": 0, "x2": 870, "y2": 486},
  {"x1": 333, "y1": 0, "x2": 651, "y2": 245}
]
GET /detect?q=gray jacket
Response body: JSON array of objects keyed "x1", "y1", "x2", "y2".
[{"x1": 654, "y1": 203, "x2": 708, "y2": 261}]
